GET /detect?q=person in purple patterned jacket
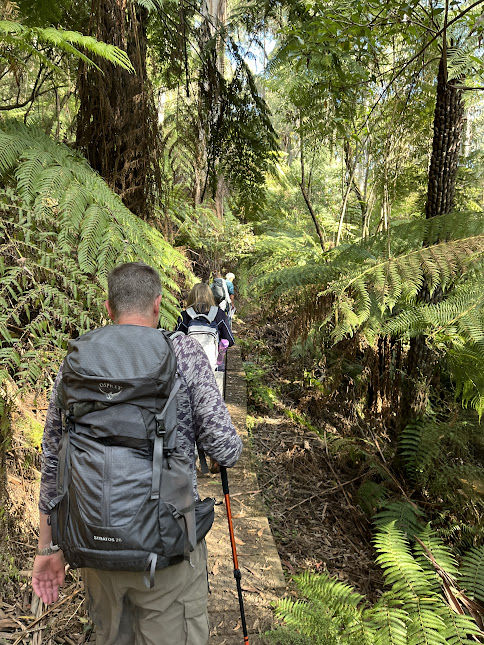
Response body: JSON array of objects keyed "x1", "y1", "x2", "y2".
[{"x1": 31, "y1": 262, "x2": 243, "y2": 645}]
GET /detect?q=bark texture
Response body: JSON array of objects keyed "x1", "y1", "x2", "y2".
[
  {"x1": 425, "y1": 57, "x2": 465, "y2": 221},
  {"x1": 401, "y1": 54, "x2": 464, "y2": 426},
  {"x1": 76, "y1": 0, "x2": 160, "y2": 219}
]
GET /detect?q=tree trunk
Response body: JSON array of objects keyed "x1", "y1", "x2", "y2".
[
  {"x1": 425, "y1": 57, "x2": 464, "y2": 221},
  {"x1": 199, "y1": 0, "x2": 227, "y2": 218},
  {"x1": 76, "y1": 0, "x2": 160, "y2": 219},
  {"x1": 402, "y1": 53, "x2": 464, "y2": 425}
]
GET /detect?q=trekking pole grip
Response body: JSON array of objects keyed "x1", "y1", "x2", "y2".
[{"x1": 220, "y1": 465, "x2": 229, "y2": 495}]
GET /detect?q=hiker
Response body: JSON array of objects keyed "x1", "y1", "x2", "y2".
[
  {"x1": 175, "y1": 283, "x2": 234, "y2": 358},
  {"x1": 175, "y1": 283, "x2": 234, "y2": 396},
  {"x1": 32, "y1": 262, "x2": 243, "y2": 645},
  {"x1": 225, "y1": 272, "x2": 236, "y2": 317},
  {"x1": 210, "y1": 273, "x2": 232, "y2": 324}
]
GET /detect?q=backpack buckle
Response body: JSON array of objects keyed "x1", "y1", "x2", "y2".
[{"x1": 156, "y1": 418, "x2": 166, "y2": 437}]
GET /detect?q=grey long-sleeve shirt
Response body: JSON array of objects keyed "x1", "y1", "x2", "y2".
[{"x1": 39, "y1": 333, "x2": 242, "y2": 514}]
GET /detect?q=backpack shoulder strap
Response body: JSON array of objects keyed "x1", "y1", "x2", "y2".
[
  {"x1": 186, "y1": 307, "x2": 212, "y2": 324},
  {"x1": 166, "y1": 330, "x2": 185, "y2": 341},
  {"x1": 222, "y1": 280, "x2": 230, "y2": 302},
  {"x1": 207, "y1": 306, "x2": 219, "y2": 323}
]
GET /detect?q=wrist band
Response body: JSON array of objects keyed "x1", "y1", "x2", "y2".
[{"x1": 37, "y1": 541, "x2": 60, "y2": 556}]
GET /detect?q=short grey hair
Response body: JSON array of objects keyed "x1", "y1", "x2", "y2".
[{"x1": 107, "y1": 262, "x2": 162, "y2": 319}]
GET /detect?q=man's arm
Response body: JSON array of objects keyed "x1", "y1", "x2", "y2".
[
  {"x1": 32, "y1": 368, "x2": 66, "y2": 605},
  {"x1": 175, "y1": 336, "x2": 242, "y2": 467},
  {"x1": 32, "y1": 513, "x2": 65, "y2": 605}
]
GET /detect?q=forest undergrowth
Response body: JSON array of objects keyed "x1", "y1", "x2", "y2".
[
  {"x1": 234, "y1": 311, "x2": 386, "y2": 601},
  {"x1": 1, "y1": 304, "x2": 483, "y2": 644},
  {"x1": 234, "y1": 302, "x2": 484, "y2": 618}
]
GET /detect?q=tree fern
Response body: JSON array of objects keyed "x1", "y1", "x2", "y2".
[
  {"x1": 0, "y1": 19, "x2": 134, "y2": 72},
  {"x1": 0, "y1": 123, "x2": 190, "y2": 390},
  {"x1": 269, "y1": 524, "x2": 484, "y2": 644},
  {"x1": 249, "y1": 209, "x2": 484, "y2": 413}
]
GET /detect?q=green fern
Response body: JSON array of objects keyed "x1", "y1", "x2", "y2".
[
  {"x1": 373, "y1": 501, "x2": 426, "y2": 539},
  {"x1": 0, "y1": 19, "x2": 134, "y2": 72},
  {"x1": 269, "y1": 524, "x2": 483, "y2": 645},
  {"x1": 459, "y1": 546, "x2": 484, "y2": 603},
  {"x1": 397, "y1": 415, "x2": 484, "y2": 544},
  {"x1": 0, "y1": 123, "x2": 190, "y2": 390}
]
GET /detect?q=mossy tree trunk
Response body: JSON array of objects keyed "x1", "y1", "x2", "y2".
[{"x1": 76, "y1": 0, "x2": 160, "y2": 219}]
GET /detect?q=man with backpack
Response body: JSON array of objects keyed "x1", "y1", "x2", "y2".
[{"x1": 32, "y1": 262, "x2": 242, "y2": 645}]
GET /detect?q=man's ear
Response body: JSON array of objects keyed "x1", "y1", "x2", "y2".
[
  {"x1": 105, "y1": 299, "x2": 116, "y2": 321},
  {"x1": 154, "y1": 294, "x2": 162, "y2": 315},
  {"x1": 152, "y1": 294, "x2": 162, "y2": 327}
]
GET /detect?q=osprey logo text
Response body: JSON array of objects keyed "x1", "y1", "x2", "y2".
[{"x1": 99, "y1": 382, "x2": 123, "y2": 400}]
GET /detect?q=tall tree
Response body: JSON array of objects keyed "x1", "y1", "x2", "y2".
[{"x1": 76, "y1": 0, "x2": 160, "y2": 219}]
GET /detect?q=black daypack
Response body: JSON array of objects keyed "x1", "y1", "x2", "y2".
[{"x1": 49, "y1": 325, "x2": 212, "y2": 582}]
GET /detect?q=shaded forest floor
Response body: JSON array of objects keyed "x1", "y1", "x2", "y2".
[{"x1": 233, "y1": 313, "x2": 384, "y2": 602}]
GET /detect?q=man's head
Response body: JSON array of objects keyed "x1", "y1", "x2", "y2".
[
  {"x1": 225, "y1": 272, "x2": 235, "y2": 282},
  {"x1": 106, "y1": 262, "x2": 162, "y2": 326}
]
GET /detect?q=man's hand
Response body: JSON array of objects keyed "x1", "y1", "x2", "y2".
[{"x1": 32, "y1": 551, "x2": 65, "y2": 605}]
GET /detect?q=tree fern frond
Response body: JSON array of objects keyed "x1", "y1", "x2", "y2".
[
  {"x1": 459, "y1": 546, "x2": 484, "y2": 603},
  {"x1": 0, "y1": 123, "x2": 191, "y2": 389},
  {"x1": 0, "y1": 19, "x2": 134, "y2": 71}
]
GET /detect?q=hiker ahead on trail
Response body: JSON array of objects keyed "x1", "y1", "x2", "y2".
[
  {"x1": 225, "y1": 272, "x2": 236, "y2": 318},
  {"x1": 210, "y1": 273, "x2": 233, "y2": 325},
  {"x1": 32, "y1": 262, "x2": 242, "y2": 645},
  {"x1": 175, "y1": 283, "x2": 235, "y2": 371}
]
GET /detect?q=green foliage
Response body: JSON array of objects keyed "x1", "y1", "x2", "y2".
[
  {"x1": 166, "y1": 188, "x2": 255, "y2": 271},
  {"x1": 460, "y1": 546, "x2": 484, "y2": 603},
  {"x1": 244, "y1": 362, "x2": 279, "y2": 411},
  {"x1": 398, "y1": 416, "x2": 484, "y2": 546},
  {"x1": 0, "y1": 19, "x2": 134, "y2": 73},
  {"x1": 373, "y1": 501, "x2": 426, "y2": 539},
  {"x1": 270, "y1": 523, "x2": 483, "y2": 645},
  {"x1": 0, "y1": 122, "x2": 189, "y2": 390},
  {"x1": 248, "y1": 210, "x2": 484, "y2": 415}
]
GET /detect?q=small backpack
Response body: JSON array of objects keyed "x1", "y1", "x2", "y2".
[
  {"x1": 186, "y1": 306, "x2": 219, "y2": 370},
  {"x1": 48, "y1": 325, "x2": 210, "y2": 586},
  {"x1": 211, "y1": 278, "x2": 230, "y2": 314}
]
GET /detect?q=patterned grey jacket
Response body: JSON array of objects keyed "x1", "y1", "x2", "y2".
[{"x1": 39, "y1": 333, "x2": 242, "y2": 515}]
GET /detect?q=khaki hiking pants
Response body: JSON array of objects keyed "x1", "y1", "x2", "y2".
[{"x1": 82, "y1": 540, "x2": 209, "y2": 645}]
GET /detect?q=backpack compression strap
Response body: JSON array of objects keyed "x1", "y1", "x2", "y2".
[{"x1": 151, "y1": 376, "x2": 181, "y2": 501}]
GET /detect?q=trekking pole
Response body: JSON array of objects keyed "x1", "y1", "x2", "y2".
[{"x1": 220, "y1": 465, "x2": 250, "y2": 645}]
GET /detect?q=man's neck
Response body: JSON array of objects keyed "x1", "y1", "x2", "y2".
[{"x1": 116, "y1": 314, "x2": 155, "y2": 328}]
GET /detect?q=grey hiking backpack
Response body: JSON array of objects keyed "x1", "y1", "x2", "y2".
[
  {"x1": 211, "y1": 278, "x2": 230, "y2": 315},
  {"x1": 186, "y1": 306, "x2": 219, "y2": 370},
  {"x1": 48, "y1": 325, "x2": 212, "y2": 584}
]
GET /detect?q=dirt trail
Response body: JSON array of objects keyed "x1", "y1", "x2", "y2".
[{"x1": 199, "y1": 346, "x2": 286, "y2": 644}]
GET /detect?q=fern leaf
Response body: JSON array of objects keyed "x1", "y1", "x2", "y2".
[{"x1": 459, "y1": 546, "x2": 484, "y2": 603}]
